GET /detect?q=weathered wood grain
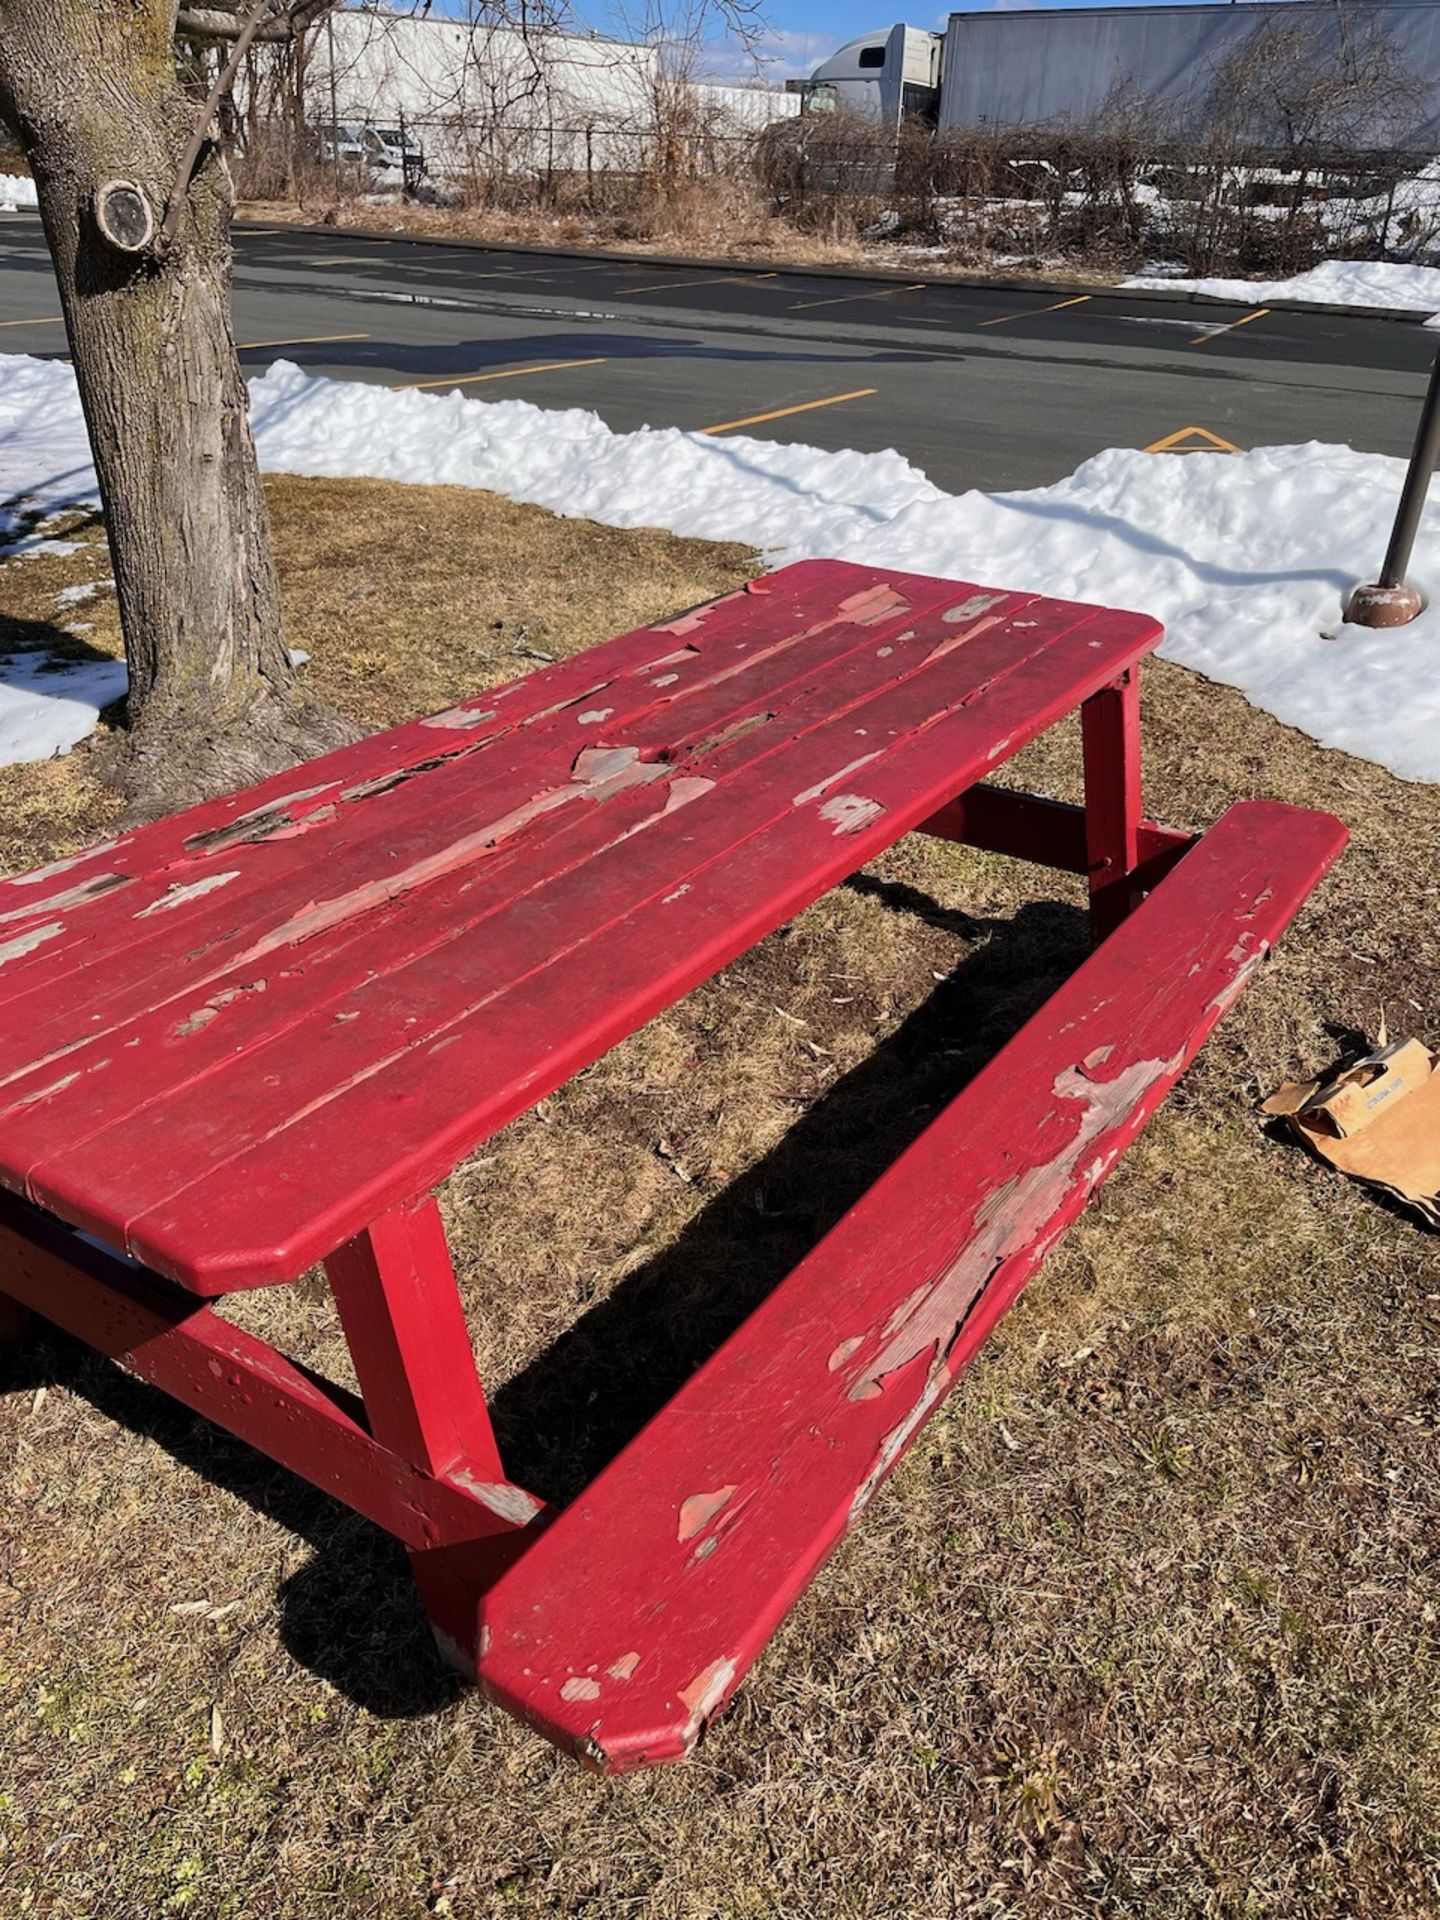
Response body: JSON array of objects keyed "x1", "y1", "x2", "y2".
[{"x1": 0, "y1": 561, "x2": 1159, "y2": 1290}]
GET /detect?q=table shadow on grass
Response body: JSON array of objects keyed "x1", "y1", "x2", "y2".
[{"x1": 0, "y1": 887, "x2": 1088, "y2": 1719}]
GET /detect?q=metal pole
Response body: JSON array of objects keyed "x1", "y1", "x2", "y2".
[
  {"x1": 1346, "y1": 351, "x2": 1440, "y2": 625},
  {"x1": 1378, "y1": 348, "x2": 1440, "y2": 588}
]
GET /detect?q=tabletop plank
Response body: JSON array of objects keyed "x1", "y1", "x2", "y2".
[
  {"x1": 0, "y1": 564, "x2": 995, "y2": 1139},
  {"x1": 0, "y1": 561, "x2": 1160, "y2": 1289}
]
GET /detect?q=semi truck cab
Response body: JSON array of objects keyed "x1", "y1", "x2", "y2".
[{"x1": 802, "y1": 24, "x2": 943, "y2": 126}]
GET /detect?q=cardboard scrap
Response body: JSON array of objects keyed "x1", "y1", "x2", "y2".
[{"x1": 1263, "y1": 1036, "x2": 1440, "y2": 1227}]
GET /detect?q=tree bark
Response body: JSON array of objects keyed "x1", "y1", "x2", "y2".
[{"x1": 0, "y1": 0, "x2": 356, "y2": 814}]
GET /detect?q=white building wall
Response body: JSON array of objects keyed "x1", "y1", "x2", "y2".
[
  {"x1": 691, "y1": 83, "x2": 801, "y2": 131},
  {"x1": 304, "y1": 9, "x2": 794, "y2": 173}
]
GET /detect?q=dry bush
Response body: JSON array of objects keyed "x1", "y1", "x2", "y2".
[
  {"x1": 231, "y1": 118, "x2": 335, "y2": 205},
  {"x1": 1155, "y1": 12, "x2": 1430, "y2": 275},
  {"x1": 222, "y1": 9, "x2": 1440, "y2": 279},
  {"x1": 426, "y1": 65, "x2": 779, "y2": 248},
  {"x1": 755, "y1": 108, "x2": 894, "y2": 240}
]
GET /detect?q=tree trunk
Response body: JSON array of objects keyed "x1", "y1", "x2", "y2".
[{"x1": 0, "y1": 0, "x2": 356, "y2": 814}]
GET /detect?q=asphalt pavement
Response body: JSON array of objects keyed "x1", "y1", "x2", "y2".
[{"x1": 0, "y1": 209, "x2": 1433, "y2": 494}]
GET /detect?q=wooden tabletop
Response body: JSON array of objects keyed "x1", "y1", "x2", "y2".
[{"x1": 0, "y1": 559, "x2": 1159, "y2": 1292}]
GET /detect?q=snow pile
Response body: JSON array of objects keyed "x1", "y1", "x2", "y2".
[
  {"x1": 0, "y1": 175, "x2": 38, "y2": 213},
  {"x1": 1126, "y1": 256, "x2": 1440, "y2": 323},
  {"x1": 0, "y1": 651, "x2": 127, "y2": 763},
  {"x1": 3, "y1": 351, "x2": 1439, "y2": 780}
]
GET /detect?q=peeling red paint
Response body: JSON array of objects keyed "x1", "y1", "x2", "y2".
[
  {"x1": 678, "y1": 1657, "x2": 737, "y2": 1725},
  {"x1": 923, "y1": 614, "x2": 1008, "y2": 665},
  {"x1": 0, "y1": 922, "x2": 63, "y2": 967},
  {"x1": 792, "y1": 753, "x2": 882, "y2": 808},
  {"x1": 818, "y1": 794, "x2": 885, "y2": 835},
  {"x1": 0, "y1": 872, "x2": 129, "y2": 925},
  {"x1": 837, "y1": 583, "x2": 911, "y2": 626},
  {"x1": 943, "y1": 593, "x2": 1007, "y2": 624},
  {"x1": 420, "y1": 705, "x2": 499, "y2": 731},
  {"x1": 678, "y1": 1486, "x2": 738, "y2": 1542},
  {"x1": 845, "y1": 1053, "x2": 1181, "y2": 1405},
  {"x1": 136, "y1": 872, "x2": 241, "y2": 919}
]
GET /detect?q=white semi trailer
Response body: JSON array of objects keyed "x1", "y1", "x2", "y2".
[{"x1": 803, "y1": 3, "x2": 1440, "y2": 145}]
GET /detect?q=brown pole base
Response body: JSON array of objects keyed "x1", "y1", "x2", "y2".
[{"x1": 1345, "y1": 582, "x2": 1424, "y2": 628}]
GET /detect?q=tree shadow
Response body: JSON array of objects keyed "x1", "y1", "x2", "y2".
[
  {"x1": 0, "y1": 607, "x2": 128, "y2": 742},
  {"x1": 0, "y1": 885, "x2": 1089, "y2": 1717},
  {"x1": 984, "y1": 490, "x2": 1353, "y2": 595},
  {"x1": 238, "y1": 328, "x2": 933, "y2": 386}
]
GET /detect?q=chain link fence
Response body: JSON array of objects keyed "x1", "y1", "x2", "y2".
[{"x1": 230, "y1": 97, "x2": 1440, "y2": 279}]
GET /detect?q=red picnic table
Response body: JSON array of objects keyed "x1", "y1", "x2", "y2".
[{"x1": 0, "y1": 558, "x2": 1344, "y2": 1771}]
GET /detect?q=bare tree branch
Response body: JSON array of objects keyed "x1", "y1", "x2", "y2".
[{"x1": 177, "y1": 0, "x2": 329, "y2": 44}]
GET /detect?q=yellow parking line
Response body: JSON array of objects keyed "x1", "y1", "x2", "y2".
[
  {"x1": 0, "y1": 315, "x2": 63, "y2": 328},
  {"x1": 619, "y1": 272, "x2": 778, "y2": 295},
  {"x1": 700, "y1": 388, "x2": 878, "y2": 435},
  {"x1": 391, "y1": 356, "x2": 606, "y2": 392},
  {"x1": 789, "y1": 283, "x2": 925, "y2": 312},
  {"x1": 237, "y1": 331, "x2": 370, "y2": 350},
  {"x1": 1144, "y1": 425, "x2": 1241, "y2": 454},
  {"x1": 1190, "y1": 306, "x2": 1269, "y2": 347},
  {"x1": 978, "y1": 293, "x2": 1092, "y2": 328}
]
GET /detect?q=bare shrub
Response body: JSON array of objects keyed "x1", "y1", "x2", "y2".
[
  {"x1": 1156, "y1": 12, "x2": 1430, "y2": 275},
  {"x1": 755, "y1": 109, "x2": 893, "y2": 240}
]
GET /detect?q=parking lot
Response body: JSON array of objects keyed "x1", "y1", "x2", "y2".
[{"x1": 0, "y1": 210, "x2": 1434, "y2": 492}]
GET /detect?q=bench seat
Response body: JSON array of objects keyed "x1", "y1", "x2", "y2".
[{"x1": 474, "y1": 798, "x2": 1346, "y2": 1771}]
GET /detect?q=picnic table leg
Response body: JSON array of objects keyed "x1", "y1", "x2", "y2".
[
  {"x1": 326, "y1": 1198, "x2": 534, "y2": 1675},
  {"x1": 0, "y1": 1291, "x2": 30, "y2": 1355},
  {"x1": 1082, "y1": 667, "x2": 1144, "y2": 941}
]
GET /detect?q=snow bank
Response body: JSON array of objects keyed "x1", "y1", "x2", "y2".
[
  {"x1": 0, "y1": 175, "x2": 38, "y2": 213},
  {"x1": 0, "y1": 652, "x2": 127, "y2": 763},
  {"x1": 1125, "y1": 257, "x2": 1440, "y2": 324},
  {"x1": 3, "y1": 351, "x2": 1439, "y2": 781}
]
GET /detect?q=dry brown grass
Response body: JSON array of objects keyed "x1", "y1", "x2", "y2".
[
  {"x1": 2, "y1": 475, "x2": 1439, "y2": 1918},
  {"x1": 239, "y1": 194, "x2": 1069, "y2": 279}
]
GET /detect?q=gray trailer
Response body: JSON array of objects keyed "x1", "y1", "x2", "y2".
[{"x1": 936, "y1": 1, "x2": 1440, "y2": 143}]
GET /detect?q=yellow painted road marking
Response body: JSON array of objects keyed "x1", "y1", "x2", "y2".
[
  {"x1": 700, "y1": 388, "x2": 878, "y2": 435},
  {"x1": 237, "y1": 331, "x2": 370, "y2": 350},
  {"x1": 789, "y1": 283, "x2": 925, "y2": 312},
  {"x1": 304, "y1": 256, "x2": 391, "y2": 268},
  {"x1": 1190, "y1": 306, "x2": 1269, "y2": 347},
  {"x1": 391, "y1": 357, "x2": 607, "y2": 393},
  {"x1": 0, "y1": 314, "x2": 63, "y2": 328},
  {"x1": 618, "y1": 271, "x2": 778, "y2": 295},
  {"x1": 1145, "y1": 424, "x2": 1241, "y2": 454},
  {"x1": 978, "y1": 293, "x2": 1092, "y2": 328}
]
